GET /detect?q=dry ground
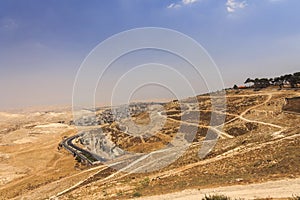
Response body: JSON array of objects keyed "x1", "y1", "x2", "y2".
[
  {"x1": 0, "y1": 88, "x2": 299, "y2": 200},
  {"x1": 0, "y1": 110, "x2": 98, "y2": 199}
]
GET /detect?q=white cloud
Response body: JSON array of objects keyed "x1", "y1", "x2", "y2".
[
  {"x1": 227, "y1": 6, "x2": 235, "y2": 13},
  {"x1": 182, "y1": 0, "x2": 198, "y2": 5},
  {"x1": 168, "y1": 0, "x2": 283, "y2": 11},
  {"x1": 226, "y1": 0, "x2": 247, "y2": 13},
  {"x1": 167, "y1": 3, "x2": 182, "y2": 9},
  {"x1": 167, "y1": 0, "x2": 199, "y2": 9}
]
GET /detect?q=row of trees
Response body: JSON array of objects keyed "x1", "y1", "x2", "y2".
[{"x1": 244, "y1": 72, "x2": 300, "y2": 89}]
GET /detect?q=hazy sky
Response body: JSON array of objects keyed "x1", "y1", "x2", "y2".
[{"x1": 0, "y1": 0, "x2": 300, "y2": 109}]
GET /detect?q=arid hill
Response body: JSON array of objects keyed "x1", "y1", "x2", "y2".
[{"x1": 0, "y1": 88, "x2": 299, "y2": 200}]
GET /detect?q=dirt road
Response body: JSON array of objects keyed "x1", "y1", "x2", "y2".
[{"x1": 136, "y1": 178, "x2": 300, "y2": 199}]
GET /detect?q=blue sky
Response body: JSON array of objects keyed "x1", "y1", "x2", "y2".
[{"x1": 0, "y1": 0, "x2": 300, "y2": 109}]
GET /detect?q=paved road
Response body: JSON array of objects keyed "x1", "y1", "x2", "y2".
[{"x1": 60, "y1": 133, "x2": 97, "y2": 165}]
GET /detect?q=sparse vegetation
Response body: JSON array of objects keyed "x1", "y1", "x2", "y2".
[
  {"x1": 139, "y1": 177, "x2": 150, "y2": 188},
  {"x1": 202, "y1": 194, "x2": 232, "y2": 200},
  {"x1": 116, "y1": 190, "x2": 123, "y2": 197},
  {"x1": 133, "y1": 191, "x2": 142, "y2": 197}
]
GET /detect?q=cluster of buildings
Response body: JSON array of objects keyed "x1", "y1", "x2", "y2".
[{"x1": 73, "y1": 102, "x2": 159, "y2": 126}]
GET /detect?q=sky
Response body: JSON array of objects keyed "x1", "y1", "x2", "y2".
[{"x1": 0, "y1": 0, "x2": 300, "y2": 110}]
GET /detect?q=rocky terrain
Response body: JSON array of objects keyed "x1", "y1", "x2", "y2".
[{"x1": 0, "y1": 87, "x2": 299, "y2": 199}]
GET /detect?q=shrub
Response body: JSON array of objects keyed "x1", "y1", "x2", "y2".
[
  {"x1": 133, "y1": 192, "x2": 142, "y2": 197},
  {"x1": 140, "y1": 177, "x2": 150, "y2": 188},
  {"x1": 202, "y1": 194, "x2": 231, "y2": 200}
]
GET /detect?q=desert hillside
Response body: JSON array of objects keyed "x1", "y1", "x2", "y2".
[{"x1": 0, "y1": 88, "x2": 299, "y2": 199}]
